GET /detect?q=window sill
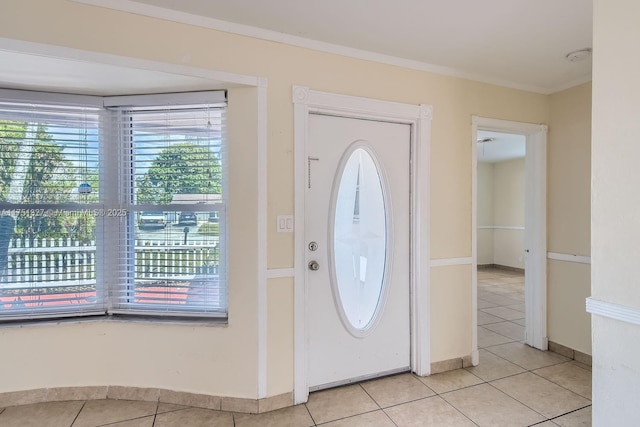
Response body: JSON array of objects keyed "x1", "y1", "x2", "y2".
[{"x1": 0, "y1": 313, "x2": 228, "y2": 329}]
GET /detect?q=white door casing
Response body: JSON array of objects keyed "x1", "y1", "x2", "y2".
[
  {"x1": 471, "y1": 116, "x2": 548, "y2": 355},
  {"x1": 306, "y1": 114, "x2": 410, "y2": 390},
  {"x1": 293, "y1": 87, "x2": 432, "y2": 403}
]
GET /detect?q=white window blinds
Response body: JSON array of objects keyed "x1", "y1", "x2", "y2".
[
  {"x1": 0, "y1": 98, "x2": 107, "y2": 320},
  {"x1": 108, "y1": 93, "x2": 227, "y2": 318},
  {"x1": 0, "y1": 89, "x2": 227, "y2": 321}
]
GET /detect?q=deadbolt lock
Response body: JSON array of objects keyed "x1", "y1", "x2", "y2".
[{"x1": 308, "y1": 241, "x2": 318, "y2": 251}]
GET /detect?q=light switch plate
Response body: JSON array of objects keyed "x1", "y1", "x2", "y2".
[{"x1": 277, "y1": 215, "x2": 294, "y2": 232}]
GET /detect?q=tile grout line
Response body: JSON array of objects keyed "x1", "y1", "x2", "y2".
[
  {"x1": 357, "y1": 383, "x2": 383, "y2": 411},
  {"x1": 478, "y1": 318, "x2": 522, "y2": 328},
  {"x1": 152, "y1": 400, "x2": 158, "y2": 427},
  {"x1": 566, "y1": 361, "x2": 592, "y2": 374},
  {"x1": 528, "y1": 420, "x2": 553, "y2": 426},
  {"x1": 477, "y1": 326, "x2": 519, "y2": 348},
  {"x1": 83, "y1": 400, "x2": 159, "y2": 427},
  {"x1": 95, "y1": 413, "x2": 159, "y2": 427},
  {"x1": 529, "y1": 369, "x2": 592, "y2": 401},
  {"x1": 484, "y1": 379, "x2": 551, "y2": 423},
  {"x1": 478, "y1": 317, "x2": 523, "y2": 326},
  {"x1": 545, "y1": 403, "x2": 592, "y2": 423},
  {"x1": 476, "y1": 335, "x2": 569, "y2": 376},
  {"x1": 437, "y1": 382, "x2": 489, "y2": 398},
  {"x1": 376, "y1": 394, "x2": 438, "y2": 411},
  {"x1": 152, "y1": 412, "x2": 157, "y2": 427},
  {"x1": 482, "y1": 341, "x2": 571, "y2": 372},
  {"x1": 431, "y1": 395, "x2": 481, "y2": 427},
  {"x1": 469, "y1": 350, "x2": 573, "y2": 383},
  {"x1": 357, "y1": 383, "x2": 400, "y2": 427},
  {"x1": 69, "y1": 400, "x2": 87, "y2": 427},
  {"x1": 313, "y1": 409, "x2": 383, "y2": 426},
  {"x1": 155, "y1": 406, "x2": 193, "y2": 415},
  {"x1": 303, "y1": 403, "x2": 318, "y2": 426},
  {"x1": 384, "y1": 411, "x2": 400, "y2": 427},
  {"x1": 481, "y1": 320, "x2": 527, "y2": 341}
]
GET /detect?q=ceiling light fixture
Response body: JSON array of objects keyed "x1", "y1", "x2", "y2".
[
  {"x1": 477, "y1": 137, "x2": 495, "y2": 143},
  {"x1": 565, "y1": 48, "x2": 592, "y2": 62}
]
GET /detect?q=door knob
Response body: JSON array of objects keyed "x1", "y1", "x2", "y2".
[{"x1": 308, "y1": 260, "x2": 320, "y2": 271}]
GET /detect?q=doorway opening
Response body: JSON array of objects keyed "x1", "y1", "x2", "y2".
[
  {"x1": 471, "y1": 117, "x2": 548, "y2": 365},
  {"x1": 476, "y1": 131, "x2": 527, "y2": 350}
]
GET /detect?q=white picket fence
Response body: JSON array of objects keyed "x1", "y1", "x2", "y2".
[
  {"x1": 135, "y1": 241, "x2": 219, "y2": 281},
  {"x1": 1, "y1": 238, "x2": 219, "y2": 288}
]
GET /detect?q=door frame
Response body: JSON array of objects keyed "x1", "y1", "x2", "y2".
[
  {"x1": 471, "y1": 116, "x2": 548, "y2": 353},
  {"x1": 293, "y1": 86, "x2": 432, "y2": 404}
]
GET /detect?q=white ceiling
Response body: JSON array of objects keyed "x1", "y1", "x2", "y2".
[
  {"x1": 477, "y1": 131, "x2": 526, "y2": 163},
  {"x1": 114, "y1": 0, "x2": 593, "y2": 93}
]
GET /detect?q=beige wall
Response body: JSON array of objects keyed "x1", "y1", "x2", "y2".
[
  {"x1": 548, "y1": 83, "x2": 592, "y2": 256},
  {"x1": 592, "y1": 0, "x2": 640, "y2": 424},
  {"x1": 547, "y1": 82, "x2": 592, "y2": 355},
  {"x1": 493, "y1": 158, "x2": 525, "y2": 269},
  {"x1": 547, "y1": 261, "x2": 591, "y2": 354},
  {"x1": 431, "y1": 265, "x2": 473, "y2": 362},
  {"x1": 477, "y1": 159, "x2": 525, "y2": 269},
  {"x1": 0, "y1": 0, "x2": 552, "y2": 398},
  {"x1": 477, "y1": 162, "x2": 494, "y2": 265}
]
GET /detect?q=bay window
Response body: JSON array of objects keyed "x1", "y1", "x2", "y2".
[{"x1": 0, "y1": 89, "x2": 227, "y2": 321}]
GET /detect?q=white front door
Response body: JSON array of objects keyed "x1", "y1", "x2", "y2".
[{"x1": 306, "y1": 113, "x2": 411, "y2": 390}]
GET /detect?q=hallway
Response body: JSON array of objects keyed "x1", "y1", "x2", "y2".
[{"x1": 0, "y1": 268, "x2": 591, "y2": 426}]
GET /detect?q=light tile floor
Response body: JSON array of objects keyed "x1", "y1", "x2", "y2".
[{"x1": 0, "y1": 268, "x2": 591, "y2": 426}]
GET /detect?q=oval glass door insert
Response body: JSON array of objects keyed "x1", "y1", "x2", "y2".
[{"x1": 331, "y1": 146, "x2": 389, "y2": 334}]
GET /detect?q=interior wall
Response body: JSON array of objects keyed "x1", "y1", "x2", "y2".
[
  {"x1": 592, "y1": 0, "x2": 640, "y2": 423},
  {"x1": 493, "y1": 158, "x2": 525, "y2": 269},
  {"x1": 0, "y1": 0, "x2": 550, "y2": 397},
  {"x1": 477, "y1": 162, "x2": 494, "y2": 265},
  {"x1": 547, "y1": 82, "x2": 592, "y2": 355},
  {"x1": 476, "y1": 159, "x2": 524, "y2": 270}
]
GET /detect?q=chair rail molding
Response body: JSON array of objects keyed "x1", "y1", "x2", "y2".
[{"x1": 586, "y1": 297, "x2": 640, "y2": 326}]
